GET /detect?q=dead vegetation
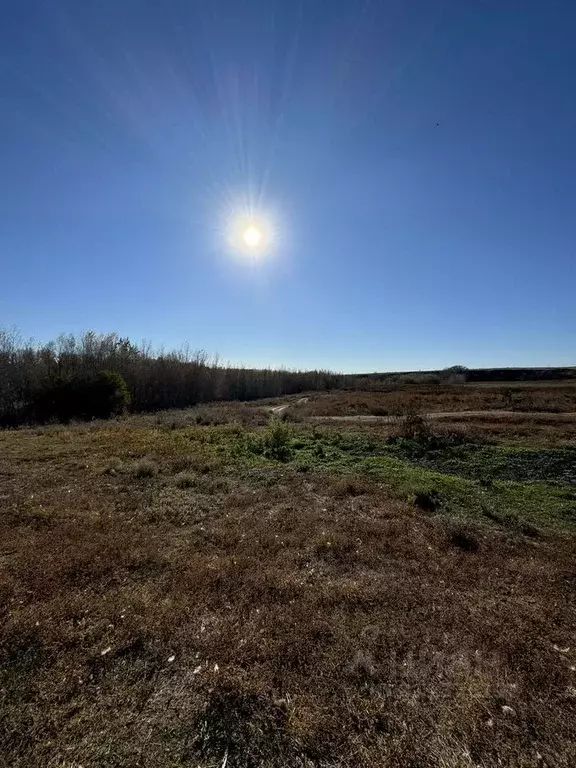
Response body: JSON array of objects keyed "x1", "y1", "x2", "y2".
[
  {"x1": 315, "y1": 409, "x2": 576, "y2": 447},
  {"x1": 296, "y1": 383, "x2": 576, "y2": 418},
  {"x1": 1, "y1": 398, "x2": 576, "y2": 767}
]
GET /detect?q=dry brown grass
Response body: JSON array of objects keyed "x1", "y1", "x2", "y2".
[
  {"x1": 132, "y1": 402, "x2": 270, "y2": 430},
  {"x1": 296, "y1": 383, "x2": 576, "y2": 418},
  {"x1": 1, "y1": 410, "x2": 576, "y2": 767},
  {"x1": 304, "y1": 411, "x2": 576, "y2": 450},
  {"x1": 420, "y1": 412, "x2": 576, "y2": 446}
]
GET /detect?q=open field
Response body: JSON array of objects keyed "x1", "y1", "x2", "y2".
[
  {"x1": 2, "y1": 389, "x2": 576, "y2": 767},
  {"x1": 291, "y1": 383, "x2": 576, "y2": 418}
]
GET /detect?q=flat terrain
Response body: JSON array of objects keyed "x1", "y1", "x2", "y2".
[
  {"x1": 1, "y1": 384, "x2": 576, "y2": 767},
  {"x1": 291, "y1": 383, "x2": 576, "y2": 417}
]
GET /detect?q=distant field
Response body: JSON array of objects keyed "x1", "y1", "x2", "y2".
[
  {"x1": 293, "y1": 382, "x2": 576, "y2": 418},
  {"x1": 470, "y1": 379, "x2": 576, "y2": 389},
  {"x1": 1, "y1": 392, "x2": 576, "y2": 767}
]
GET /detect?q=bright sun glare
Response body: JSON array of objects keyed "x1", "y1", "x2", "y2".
[
  {"x1": 225, "y1": 210, "x2": 275, "y2": 259},
  {"x1": 243, "y1": 225, "x2": 262, "y2": 248}
]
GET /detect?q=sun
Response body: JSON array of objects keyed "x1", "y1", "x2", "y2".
[
  {"x1": 243, "y1": 225, "x2": 262, "y2": 249},
  {"x1": 223, "y1": 205, "x2": 279, "y2": 260}
]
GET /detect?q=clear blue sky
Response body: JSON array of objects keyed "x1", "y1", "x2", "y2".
[{"x1": 1, "y1": 0, "x2": 574, "y2": 372}]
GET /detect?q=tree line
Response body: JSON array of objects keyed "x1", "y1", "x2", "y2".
[
  {"x1": 0, "y1": 328, "x2": 344, "y2": 427},
  {"x1": 3, "y1": 327, "x2": 571, "y2": 427}
]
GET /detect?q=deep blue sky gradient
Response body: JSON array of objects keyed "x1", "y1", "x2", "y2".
[{"x1": 1, "y1": 0, "x2": 574, "y2": 371}]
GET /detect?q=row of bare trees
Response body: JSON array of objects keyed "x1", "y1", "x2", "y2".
[{"x1": 0, "y1": 328, "x2": 344, "y2": 426}]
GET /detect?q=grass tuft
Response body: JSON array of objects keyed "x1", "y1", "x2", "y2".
[
  {"x1": 174, "y1": 471, "x2": 196, "y2": 488},
  {"x1": 131, "y1": 458, "x2": 158, "y2": 478}
]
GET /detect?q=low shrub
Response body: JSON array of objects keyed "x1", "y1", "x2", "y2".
[
  {"x1": 395, "y1": 413, "x2": 430, "y2": 440},
  {"x1": 414, "y1": 490, "x2": 441, "y2": 513},
  {"x1": 174, "y1": 472, "x2": 196, "y2": 488},
  {"x1": 131, "y1": 459, "x2": 158, "y2": 479},
  {"x1": 250, "y1": 421, "x2": 294, "y2": 462}
]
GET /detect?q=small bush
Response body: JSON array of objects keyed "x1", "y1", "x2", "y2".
[
  {"x1": 174, "y1": 472, "x2": 196, "y2": 488},
  {"x1": 313, "y1": 442, "x2": 326, "y2": 458},
  {"x1": 265, "y1": 421, "x2": 294, "y2": 461},
  {"x1": 396, "y1": 413, "x2": 430, "y2": 440},
  {"x1": 281, "y1": 409, "x2": 302, "y2": 423},
  {"x1": 131, "y1": 459, "x2": 158, "y2": 479},
  {"x1": 102, "y1": 458, "x2": 124, "y2": 475},
  {"x1": 250, "y1": 421, "x2": 294, "y2": 462},
  {"x1": 414, "y1": 490, "x2": 441, "y2": 513}
]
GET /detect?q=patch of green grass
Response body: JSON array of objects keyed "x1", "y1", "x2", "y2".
[
  {"x1": 366, "y1": 453, "x2": 575, "y2": 533},
  {"x1": 390, "y1": 438, "x2": 576, "y2": 485},
  {"x1": 86, "y1": 422, "x2": 574, "y2": 534},
  {"x1": 219, "y1": 425, "x2": 576, "y2": 532}
]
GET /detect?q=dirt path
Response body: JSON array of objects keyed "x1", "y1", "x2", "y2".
[
  {"x1": 266, "y1": 398, "x2": 576, "y2": 422},
  {"x1": 270, "y1": 397, "x2": 309, "y2": 415}
]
